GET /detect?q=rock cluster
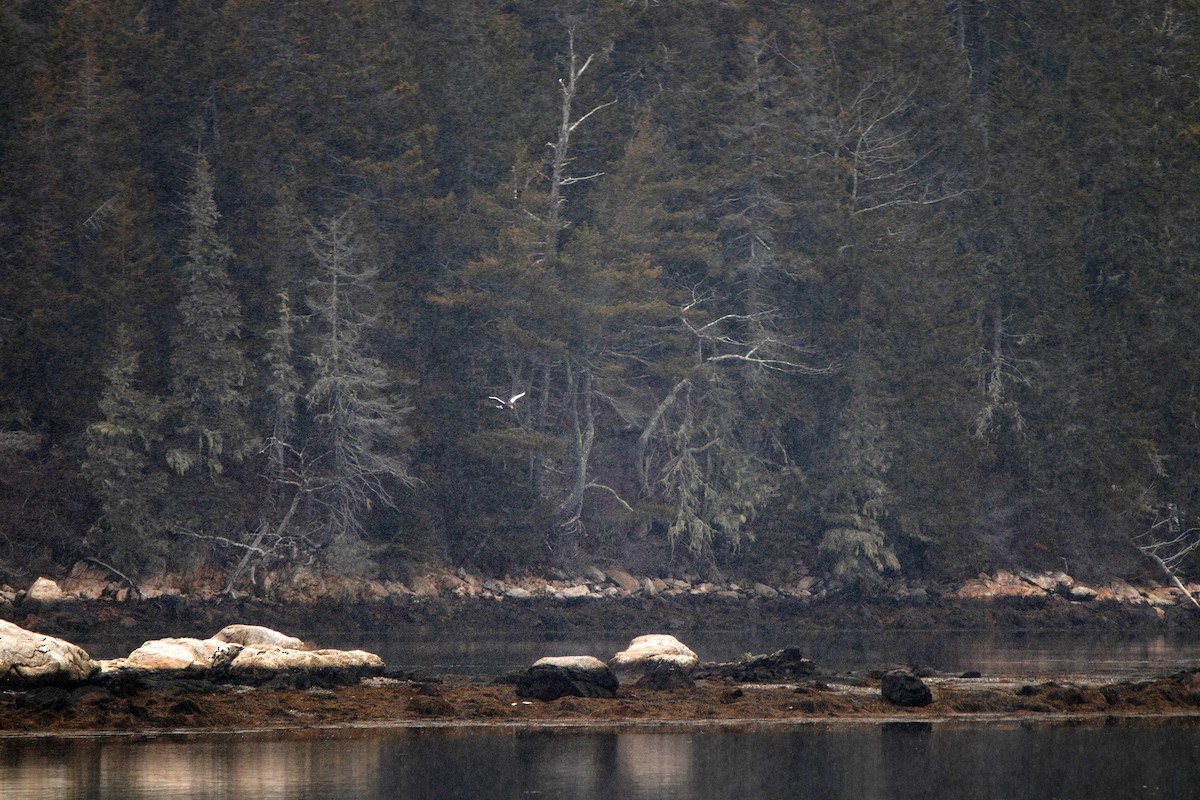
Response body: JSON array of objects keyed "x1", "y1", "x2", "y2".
[
  {"x1": 695, "y1": 647, "x2": 816, "y2": 682},
  {"x1": 4, "y1": 563, "x2": 1194, "y2": 610},
  {"x1": 0, "y1": 565, "x2": 829, "y2": 607},
  {"x1": 949, "y1": 570, "x2": 1183, "y2": 607},
  {"x1": 514, "y1": 635, "x2": 829, "y2": 701},
  {"x1": 0, "y1": 620, "x2": 382, "y2": 690}
]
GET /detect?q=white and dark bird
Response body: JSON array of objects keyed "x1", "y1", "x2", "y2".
[{"x1": 488, "y1": 391, "x2": 526, "y2": 410}]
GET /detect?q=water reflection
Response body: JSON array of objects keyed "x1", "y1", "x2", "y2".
[
  {"x1": 5, "y1": 720, "x2": 1197, "y2": 800},
  {"x1": 78, "y1": 629, "x2": 1200, "y2": 680}
]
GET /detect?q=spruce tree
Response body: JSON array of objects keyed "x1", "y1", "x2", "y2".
[
  {"x1": 305, "y1": 208, "x2": 417, "y2": 553},
  {"x1": 168, "y1": 154, "x2": 254, "y2": 477},
  {"x1": 81, "y1": 325, "x2": 167, "y2": 575}
]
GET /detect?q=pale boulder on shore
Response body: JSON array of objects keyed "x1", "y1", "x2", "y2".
[
  {"x1": 124, "y1": 637, "x2": 242, "y2": 672},
  {"x1": 229, "y1": 647, "x2": 383, "y2": 679},
  {"x1": 609, "y1": 634, "x2": 699, "y2": 677},
  {"x1": 212, "y1": 624, "x2": 306, "y2": 650},
  {"x1": 0, "y1": 619, "x2": 97, "y2": 685}
]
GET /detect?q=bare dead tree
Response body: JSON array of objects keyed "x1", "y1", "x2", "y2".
[
  {"x1": 635, "y1": 290, "x2": 831, "y2": 490},
  {"x1": 1134, "y1": 503, "x2": 1200, "y2": 612},
  {"x1": 545, "y1": 27, "x2": 616, "y2": 233}
]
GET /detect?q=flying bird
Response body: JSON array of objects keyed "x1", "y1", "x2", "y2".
[{"x1": 488, "y1": 391, "x2": 526, "y2": 410}]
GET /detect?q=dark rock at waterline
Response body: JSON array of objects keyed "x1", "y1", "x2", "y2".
[
  {"x1": 881, "y1": 669, "x2": 933, "y2": 707},
  {"x1": 16, "y1": 686, "x2": 71, "y2": 710},
  {"x1": 515, "y1": 656, "x2": 619, "y2": 701},
  {"x1": 70, "y1": 686, "x2": 115, "y2": 706},
  {"x1": 635, "y1": 661, "x2": 696, "y2": 690},
  {"x1": 696, "y1": 647, "x2": 816, "y2": 682}
]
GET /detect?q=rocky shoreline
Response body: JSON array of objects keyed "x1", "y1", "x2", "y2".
[
  {"x1": 7, "y1": 564, "x2": 1195, "y2": 611},
  {"x1": 5, "y1": 565, "x2": 1200, "y2": 653},
  {"x1": 3, "y1": 648, "x2": 1200, "y2": 739},
  {"x1": 1, "y1": 615, "x2": 1200, "y2": 739},
  {"x1": 2, "y1": 564, "x2": 1199, "y2": 739}
]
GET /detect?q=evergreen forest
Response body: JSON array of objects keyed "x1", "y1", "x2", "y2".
[{"x1": 2, "y1": 0, "x2": 1198, "y2": 595}]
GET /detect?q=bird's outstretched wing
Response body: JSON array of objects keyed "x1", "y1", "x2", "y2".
[{"x1": 488, "y1": 391, "x2": 526, "y2": 410}]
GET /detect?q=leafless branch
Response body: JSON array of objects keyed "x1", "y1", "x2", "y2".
[{"x1": 1133, "y1": 504, "x2": 1200, "y2": 612}]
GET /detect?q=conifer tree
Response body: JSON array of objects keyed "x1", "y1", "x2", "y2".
[
  {"x1": 168, "y1": 154, "x2": 254, "y2": 477},
  {"x1": 305, "y1": 208, "x2": 417, "y2": 551},
  {"x1": 82, "y1": 325, "x2": 167, "y2": 575}
]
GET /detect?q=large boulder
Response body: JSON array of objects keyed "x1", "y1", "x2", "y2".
[
  {"x1": 516, "y1": 656, "x2": 619, "y2": 701},
  {"x1": 881, "y1": 669, "x2": 933, "y2": 707},
  {"x1": 0, "y1": 619, "x2": 97, "y2": 686},
  {"x1": 229, "y1": 647, "x2": 383, "y2": 684},
  {"x1": 609, "y1": 634, "x2": 698, "y2": 677},
  {"x1": 212, "y1": 624, "x2": 305, "y2": 650},
  {"x1": 125, "y1": 637, "x2": 243, "y2": 673}
]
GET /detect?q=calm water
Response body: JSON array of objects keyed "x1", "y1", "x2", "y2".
[
  {"x1": 35, "y1": 629, "x2": 1198, "y2": 798},
  {"x1": 3, "y1": 719, "x2": 1199, "y2": 799},
  {"x1": 327, "y1": 628, "x2": 1200, "y2": 679},
  {"x1": 81, "y1": 628, "x2": 1200, "y2": 679}
]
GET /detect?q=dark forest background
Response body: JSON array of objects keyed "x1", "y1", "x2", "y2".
[{"x1": 1, "y1": 0, "x2": 1198, "y2": 594}]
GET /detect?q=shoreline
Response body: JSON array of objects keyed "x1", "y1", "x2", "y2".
[
  {"x1": 4, "y1": 710, "x2": 1200, "y2": 743},
  {"x1": 5, "y1": 667, "x2": 1200, "y2": 741},
  {"x1": 12, "y1": 591, "x2": 1200, "y2": 653}
]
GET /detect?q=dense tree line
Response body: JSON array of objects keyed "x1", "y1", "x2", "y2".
[{"x1": 1, "y1": 0, "x2": 1197, "y2": 593}]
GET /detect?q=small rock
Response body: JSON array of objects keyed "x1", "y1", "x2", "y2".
[
  {"x1": 558, "y1": 585, "x2": 591, "y2": 600},
  {"x1": 505, "y1": 586, "x2": 533, "y2": 600},
  {"x1": 1068, "y1": 585, "x2": 1098, "y2": 602},
  {"x1": 25, "y1": 577, "x2": 70, "y2": 604},
  {"x1": 409, "y1": 574, "x2": 440, "y2": 597},
  {"x1": 752, "y1": 582, "x2": 779, "y2": 599},
  {"x1": 583, "y1": 566, "x2": 608, "y2": 585},
  {"x1": 881, "y1": 670, "x2": 933, "y2": 707},
  {"x1": 605, "y1": 568, "x2": 641, "y2": 594}
]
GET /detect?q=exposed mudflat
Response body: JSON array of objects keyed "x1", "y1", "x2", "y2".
[{"x1": 3, "y1": 670, "x2": 1200, "y2": 739}]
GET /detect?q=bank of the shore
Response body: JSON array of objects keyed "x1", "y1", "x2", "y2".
[
  {"x1": 6, "y1": 563, "x2": 1200, "y2": 651},
  {"x1": 4, "y1": 668, "x2": 1200, "y2": 739},
  {"x1": 7, "y1": 590, "x2": 1199, "y2": 656}
]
